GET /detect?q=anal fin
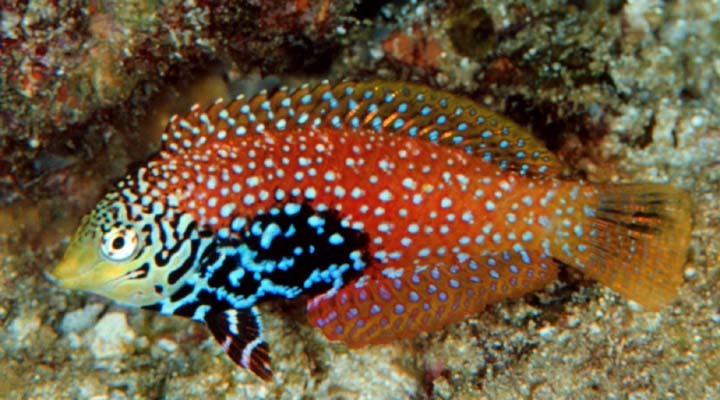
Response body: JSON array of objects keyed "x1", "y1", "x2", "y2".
[
  {"x1": 307, "y1": 252, "x2": 559, "y2": 347},
  {"x1": 205, "y1": 308, "x2": 273, "y2": 380}
]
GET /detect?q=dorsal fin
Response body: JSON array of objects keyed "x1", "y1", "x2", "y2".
[{"x1": 161, "y1": 80, "x2": 562, "y2": 176}]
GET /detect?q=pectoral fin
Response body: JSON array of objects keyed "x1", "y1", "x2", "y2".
[{"x1": 205, "y1": 308, "x2": 272, "y2": 380}]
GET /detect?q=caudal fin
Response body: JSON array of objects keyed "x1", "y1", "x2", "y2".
[{"x1": 562, "y1": 183, "x2": 691, "y2": 311}]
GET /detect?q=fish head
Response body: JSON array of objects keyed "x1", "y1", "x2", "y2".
[{"x1": 51, "y1": 192, "x2": 172, "y2": 307}]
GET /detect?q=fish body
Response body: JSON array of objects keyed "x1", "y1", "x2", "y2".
[{"x1": 51, "y1": 81, "x2": 691, "y2": 380}]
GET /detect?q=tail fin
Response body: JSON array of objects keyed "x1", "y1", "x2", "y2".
[{"x1": 557, "y1": 183, "x2": 692, "y2": 311}]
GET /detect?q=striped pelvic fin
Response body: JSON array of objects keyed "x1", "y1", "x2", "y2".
[
  {"x1": 205, "y1": 308, "x2": 272, "y2": 381},
  {"x1": 161, "y1": 80, "x2": 561, "y2": 176}
]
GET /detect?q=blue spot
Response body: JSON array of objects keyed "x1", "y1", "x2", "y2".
[
  {"x1": 363, "y1": 90, "x2": 373, "y2": 99},
  {"x1": 482, "y1": 152, "x2": 492, "y2": 162},
  {"x1": 416, "y1": 93, "x2": 425, "y2": 101},
  {"x1": 420, "y1": 105, "x2": 432, "y2": 116},
  {"x1": 453, "y1": 136, "x2": 463, "y2": 144},
  {"x1": 394, "y1": 304, "x2": 405, "y2": 315},
  {"x1": 297, "y1": 112, "x2": 309, "y2": 124},
  {"x1": 499, "y1": 140, "x2": 509, "y2": 149},
  {"x1": 398, "y1": 102, "x2": 408, "y2": 113},
  {"x1": 477, "y1": 116, "x2": 485, "y2": 124},
  {"x1": 260, "y1": 100, "x2": 270, "y2": 110},
  {"x1": 345, "y1": 86, "x2": 354, "y2": 95},
  {"x1": 351, "y1": 117, "x2": 360, "y2": 129},
  {"x1": 408, "y1": 126, "x2": 418, "y2": 136},
  {"x1": 455, "y1": 107, "x2": 463, "y2": 116},
  {"x1": 384, "y1": 93, "x2": 395, "y2": 103},
  {"x1": 348, "y1": 99, "x2": 358, "y2": 110},
  {"x1": 331, "y1": 115, "x2": 342, "y2": 128},
  {"x1": 240, "y1": 104, "x2": 250, "y2": 114},
  {"x1": 321, "y1": 91, "x2": 332, "y2": 101},
  {"x1": 368, "y1": 103, "x2": 378, "y2": 112},
  {"x1": 280, "y1": 97, "x2": 291, "y2": 107},
  {"x1": 300, "y1": 94, "x2": 312, "y2": 105},
  {"x1": 371, "y1": 116, "x2": 382, "y2": 131},
  {"x1": 409, "y1": 291, "x2": 419, "y2": 302},
  {"x1": 501, "y1": 127, "x2": 510, "y2": 135},
  {"x1": 517, "y1": 139, "x2": 525, "y2": 147},
  {"x1": 439, "y1": 98, "x2": 448, "y2": 108},
  {"x1": 481, "y1": 130, "x2": 492, "y2": 139},
  {"x1": 457, "y1": 122, "x2": 468, "y2": 131},
  {"x1": 392, "y1": 118, "x2": 404, "y2": 129},
  {"x1": 275, "y1": 119, "x2": 287, "y2": 130},
  {"x1": 436, "y1": 115, "x2": 447, "y2": 124},
  {"x1": 516, "y1": 151, "x2": 526, "y2": 159},
  {"x1": 428, "y1": 130, "x2": 439, "y2": 141}
]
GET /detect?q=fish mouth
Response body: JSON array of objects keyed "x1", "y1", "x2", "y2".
[{"x1": 50, "y1": 243, "x2": 107, "y2": 291}]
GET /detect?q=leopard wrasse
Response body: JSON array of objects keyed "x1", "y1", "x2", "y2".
[{"x1": 51, "y1": 81, "x2": 692, "y2": 380}]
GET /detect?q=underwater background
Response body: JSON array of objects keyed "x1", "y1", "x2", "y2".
[{"x1": 1, "y1": 1, "x2": 719, "y2": 398}]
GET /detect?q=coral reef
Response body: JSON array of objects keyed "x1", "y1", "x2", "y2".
[{"x1": 1, "y1": 0, "x2": 718, "y2": 398}]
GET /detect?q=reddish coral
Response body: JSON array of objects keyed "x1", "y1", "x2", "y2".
[{"x1": 382, "y1": 27, "x2": 443, "y2": 71}]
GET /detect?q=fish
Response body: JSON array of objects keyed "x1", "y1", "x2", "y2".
[{"x1": 50, "y1": 80, "x2": 692, "y2": 380}]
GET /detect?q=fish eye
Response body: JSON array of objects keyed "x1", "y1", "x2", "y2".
[{"x1": 100, "y1": 227, "x2": 139, "y2": 262}]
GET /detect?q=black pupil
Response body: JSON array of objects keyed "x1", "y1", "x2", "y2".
[{"x1": 112, "y1": 236, "x2": 125, "y2": 250}]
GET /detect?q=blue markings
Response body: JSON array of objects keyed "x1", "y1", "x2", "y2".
[
  {"x1": 321, "y1": 91, "x2": 333, "y2": 101},
  {"x1": 416, "y1": 93, "x2": 425, "y2": 102},
  {"x1": 348, "y1": 99, "x2": 358, "y2": 110},
  {"x1": 457, "y1": 122, "x2": 468, "y2": 131},
  {"x1": 240, "y1": 104, "x2": 250, "y2": 114},
  {"x1": 284, "y1": 203, "x2": 301, "y2": 215},
  {"x1": 517, "y1": 139, "x2": 525, "y2": 148},
  {"x1": 297, "y1": 112, "x2": 309, "y2": 125},
  {"x1": 368, "y1": 103, "x2": 378, "y2": 113},
  {"x1": 345, "y1": 86, "x2": 354, "y2": 95},
  {"x1": 481, "y1": 129, "x2": 492, "y2": 139},
  {"x1": 280, "y1": 97, "x2": 291, "y2": 107},
  {"x1": 260, "y1": 100, "x2": 271, "y2": 111},
  {"x1": 501, "y1": 127, "x2": 510, "y2": 135},
  {"x1": 532, "y1": 151, "x2": 541, "y2": 159},
  {"x1": 482, "y1": 152, "x2": 493, "y2": 162},
  {"x1": 300, "y1": 93, "x2": 312, "y2": 105},
  {"x1": 499, "y1": 139, "x2": 509, "y2": 149},
  {"x1": 308, "y1": 215, "x2": 326, "y2": 228},
  {"x1": 408, "y1": 126, "x2": 418, "y2": 136},
  {"x1": 420, "y1": 105, "x2": 432, "y2": 116},
  {"x1": 331, "y1": 115, "x2": 342, "y2": 128},
  {"x1": 429, "y1": 130, "x2": 439, "y2": 141},
  {"x1": 436, "y1": 115, "x2": 447, "y2": 125},
  {"x1": 351, "y1": 116, "x2": 360, "y2": 129},
  {"x1": 452, "y1": 136, "x2": 463, "y2": 144},
  {"x1": 454, "y1": 106, "x2": 463, "y2": 116},
  {"x1": 516, "y1": 151, "x2": 526, "y2": 159},
  {"x1": 363, "y1": 89, "x2": 373, "y2": 99},
  {"x1": 384, "y1": 92, "x2": 395, "y2": 103},
  {"x1": 371, "y1": 116, "x2": 382, "y2": 131},
  {"x1": 392, "y1": 118, "x2": 404, "y2": 129},
  {"x1": 439, "y1": 98, "x2": 448, "y2": 108},
  {"x1": 398, "y1": 102, "x2": 408, "y2": 113}
]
